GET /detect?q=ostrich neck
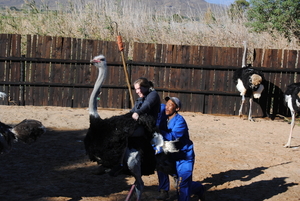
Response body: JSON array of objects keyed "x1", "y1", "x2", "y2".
[
  {"x1": 89, "y1": 66, "x2": 107, "y2": 118},
  {"x1": 242, "y1": 42, "x2": 247, "y2": 68}
]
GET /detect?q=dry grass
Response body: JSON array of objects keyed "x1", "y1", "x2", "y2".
[{"x1": 0, "y1": 0, "x2": 299, "y2": 51}]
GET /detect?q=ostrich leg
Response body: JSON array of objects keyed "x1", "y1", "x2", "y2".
[
  {"x1": 238, "y1": 95, "x2": 245, "y2": 117},
  {"x1": 126, "y1": 149, "x2": 144, "y2": 201},
  {"x1": 284, "y1": 111, "x2": 295, "y2": 148},
  {"x1": 248, "y1": 97, "x2": 254, "y2": 121}
]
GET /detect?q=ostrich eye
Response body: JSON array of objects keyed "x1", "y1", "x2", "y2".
[{"x1": 100, "y1": 58, "x2": 105, "y2": 61}]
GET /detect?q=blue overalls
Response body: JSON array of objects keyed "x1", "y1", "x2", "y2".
[{"x1": 156, "y1": 104, "x2": 204, "y2": 201}]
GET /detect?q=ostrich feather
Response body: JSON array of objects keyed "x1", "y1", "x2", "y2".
[{"x1": 0, "y1": 119, "x2": 46, "y2": 154}]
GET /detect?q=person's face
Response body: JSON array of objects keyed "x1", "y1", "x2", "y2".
[
  {"x1": 134, "y1": 83, "x2": 148, "y2": 98},
  {"x1": 165, "y1": 100, "x2": 179, "y2": 117}
]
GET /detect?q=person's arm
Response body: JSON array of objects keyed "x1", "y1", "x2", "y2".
[
  {"x1": 160, "y1": 115, "x2": 188, "y2": 141},
  {"x1": 134, "y1": 91, "x2": 159, "y2": 115},
  {"x1": 156, "y1": 104, "x2": 166, "y2": 126}
]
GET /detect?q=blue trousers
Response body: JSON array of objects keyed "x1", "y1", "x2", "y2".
[{"x1": 157, "y1": 159, "x2": 204, "y2": 201}]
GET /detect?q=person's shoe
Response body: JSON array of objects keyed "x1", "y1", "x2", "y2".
[
  {"x1": 108, "y1": 165, "x2": 124, "y2": 177},
  {"x1": 156, "y1": 189, "x2": 169, "y2": 200},
  {"x1": 196, "y1": 185, "x2": 206, "y2": 201},
  {"x1": 198, "y1": 192, "x2": 206, "y2": 201}
]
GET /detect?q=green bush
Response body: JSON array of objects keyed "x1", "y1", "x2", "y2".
[{"x1": 246, "y1": 0, "x2": 300, "y2": 42}]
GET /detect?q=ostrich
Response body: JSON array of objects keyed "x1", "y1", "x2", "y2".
[
  {"x1": 0, "y1": 92, "x2": 46, "y2": 154},
  {"x1": 0, "y1": 92, "x2": 7, "y2": 99},
  {"x1": 0, "y1": 119, "x2": 46, "y2": 154},
  {"x1": 284, "y1": 82, "x2": 300, "y2": 148},
  {"x1": 233, "y1": 41, "x2": 265, "y2": 121},
  {"x1": 84, "y1": 54, "x2": 178, "y2": 200}
]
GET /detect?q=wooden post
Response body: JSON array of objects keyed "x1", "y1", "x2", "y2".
[{"x1": 117, "y1": 34, "x2": 134, "y2": 107}]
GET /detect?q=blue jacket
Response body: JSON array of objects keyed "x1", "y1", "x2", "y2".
[
  {"x1": 157, "y1": 105, "x2": 195, "y2": 161},
  {"x1": 130, "y1": 90, "x2": 161, "y2": 120}
]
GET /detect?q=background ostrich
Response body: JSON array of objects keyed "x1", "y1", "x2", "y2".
[
  {"x1": 84, "y1": 54, "x2": 163, "y2": 200},
  {"x1": 233, "y1": 41, "x2": 265, "y2": 121},
  {"x1": 0, "y1": 92, "x2": 46, "y2": 154},
  {"x1": 0, "y1": 92, "x2": 6, "y2": 99},
  {"x1": 284, "y1": 82, "x2": 300, "y2": 148},
  {"x1": 0, "y1": 119, "x2": 46, "y2": 154}
]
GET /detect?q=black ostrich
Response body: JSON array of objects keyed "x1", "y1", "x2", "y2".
[
  {"x1": 0, "y1": 92, "x2": 46, "y2": 154},
  {"x1": 233, "y1": 41, "x2": 265, "y2": 121},
  {"x1": 0, "y1": 119, "x2": 46, "y2": 154},
  {"x1": 84, "y1": 55, "x2": 176, "y2": 200},
  {"x1": 284, "y1": 82, "x2": 300, "y2": 148}
]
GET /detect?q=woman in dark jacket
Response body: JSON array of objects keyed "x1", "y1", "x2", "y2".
[
  {"x1": 130, "y1": 77, "x2": 161, "y2": 136},
  {"x1": 109, "y1": 77, "x2": 161, "y2": 176}
]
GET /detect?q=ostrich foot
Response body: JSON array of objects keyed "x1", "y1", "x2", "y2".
[
  {"x1": 283, "y1": 143, "x2": 291, "y2": 148},
  {"x1": 248, "y1": 118, "x2": 254, "y2": 122}
]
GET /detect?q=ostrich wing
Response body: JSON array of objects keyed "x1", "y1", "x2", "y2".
[
  {"x1": 0, "y1": 121, "x2": 15, "y2": 154},
  {"x1": 12, "y1": 119, "x2": 46, "y2": 144}
]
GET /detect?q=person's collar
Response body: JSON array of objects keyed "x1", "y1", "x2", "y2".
[{"x1": 167, "y1": 112, "x2": 178, "y2": 121}]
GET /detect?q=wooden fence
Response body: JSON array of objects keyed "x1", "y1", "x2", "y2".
[{"x1": 0, "y1": 34, "x2": 299, "y2": 117}]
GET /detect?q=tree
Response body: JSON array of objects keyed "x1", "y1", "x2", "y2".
[
  {"x1": 228, "y1": 0, "x2": 250, "y2": 21},
  {"x1": 246, "y1": 0, "x2": 300, "y2": 41}
]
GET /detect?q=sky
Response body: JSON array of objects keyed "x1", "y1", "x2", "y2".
[{"x1": 205, "y1": 0, "x2": 237, "y2": 5}]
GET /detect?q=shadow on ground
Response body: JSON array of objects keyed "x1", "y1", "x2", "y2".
[{"x1": 201, "y1": 165, "x2": 297, "y2": 201}]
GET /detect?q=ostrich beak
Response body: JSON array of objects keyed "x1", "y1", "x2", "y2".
[{"x1": 91, "y1": 59, "x2": 102, "y2": 63}]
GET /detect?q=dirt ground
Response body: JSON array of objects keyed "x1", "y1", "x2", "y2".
[{"x1": 0, "y1": 105, "x2": 299, "y2": 201}]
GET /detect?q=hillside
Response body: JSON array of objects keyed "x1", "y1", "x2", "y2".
[{"x1": 0, "y1": 0, "x2": 225, "y2": 14}]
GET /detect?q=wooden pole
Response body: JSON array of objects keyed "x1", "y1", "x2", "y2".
[{"x1": 117, "y1": 35, "x2": 134, "y2": 107}]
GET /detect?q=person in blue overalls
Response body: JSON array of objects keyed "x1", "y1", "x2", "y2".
[{"x1": 156, "y1": 97, "x2": 205, "y2": 201}]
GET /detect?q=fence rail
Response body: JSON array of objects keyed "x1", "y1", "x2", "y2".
[{"x1": 0, "y1": 34, "x2": 299, "y2": 117}]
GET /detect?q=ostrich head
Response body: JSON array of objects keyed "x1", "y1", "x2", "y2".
[{"x1": 90, "y1": 54, "x2": 106, "y2": 65}]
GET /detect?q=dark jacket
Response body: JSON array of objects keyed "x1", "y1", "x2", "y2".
[{"x1": 131, "y1": 90, "x2": 161, "y2": 121}]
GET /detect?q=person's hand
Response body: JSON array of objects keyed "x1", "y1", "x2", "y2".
[{"x1": 132, "y1": 112, "x2": 139, "y2": 121}]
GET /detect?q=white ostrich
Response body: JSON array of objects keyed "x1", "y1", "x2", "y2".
[
  {"x1": 233, "y1": 41, "x2": 265, "y2": 121},
  {"x1": 84, "y1": 54, "x2": 177, "y2": 201},
  {"x1": 0, "y1": 92, "x2": 7, "y2": 99},
  {"x1": 284, "y1": 82, "x2": 300, "y2": 148}
]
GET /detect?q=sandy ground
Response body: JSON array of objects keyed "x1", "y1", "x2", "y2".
[{"x1": 0, "y1": 105, "x2": 299, "y2": 201}]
